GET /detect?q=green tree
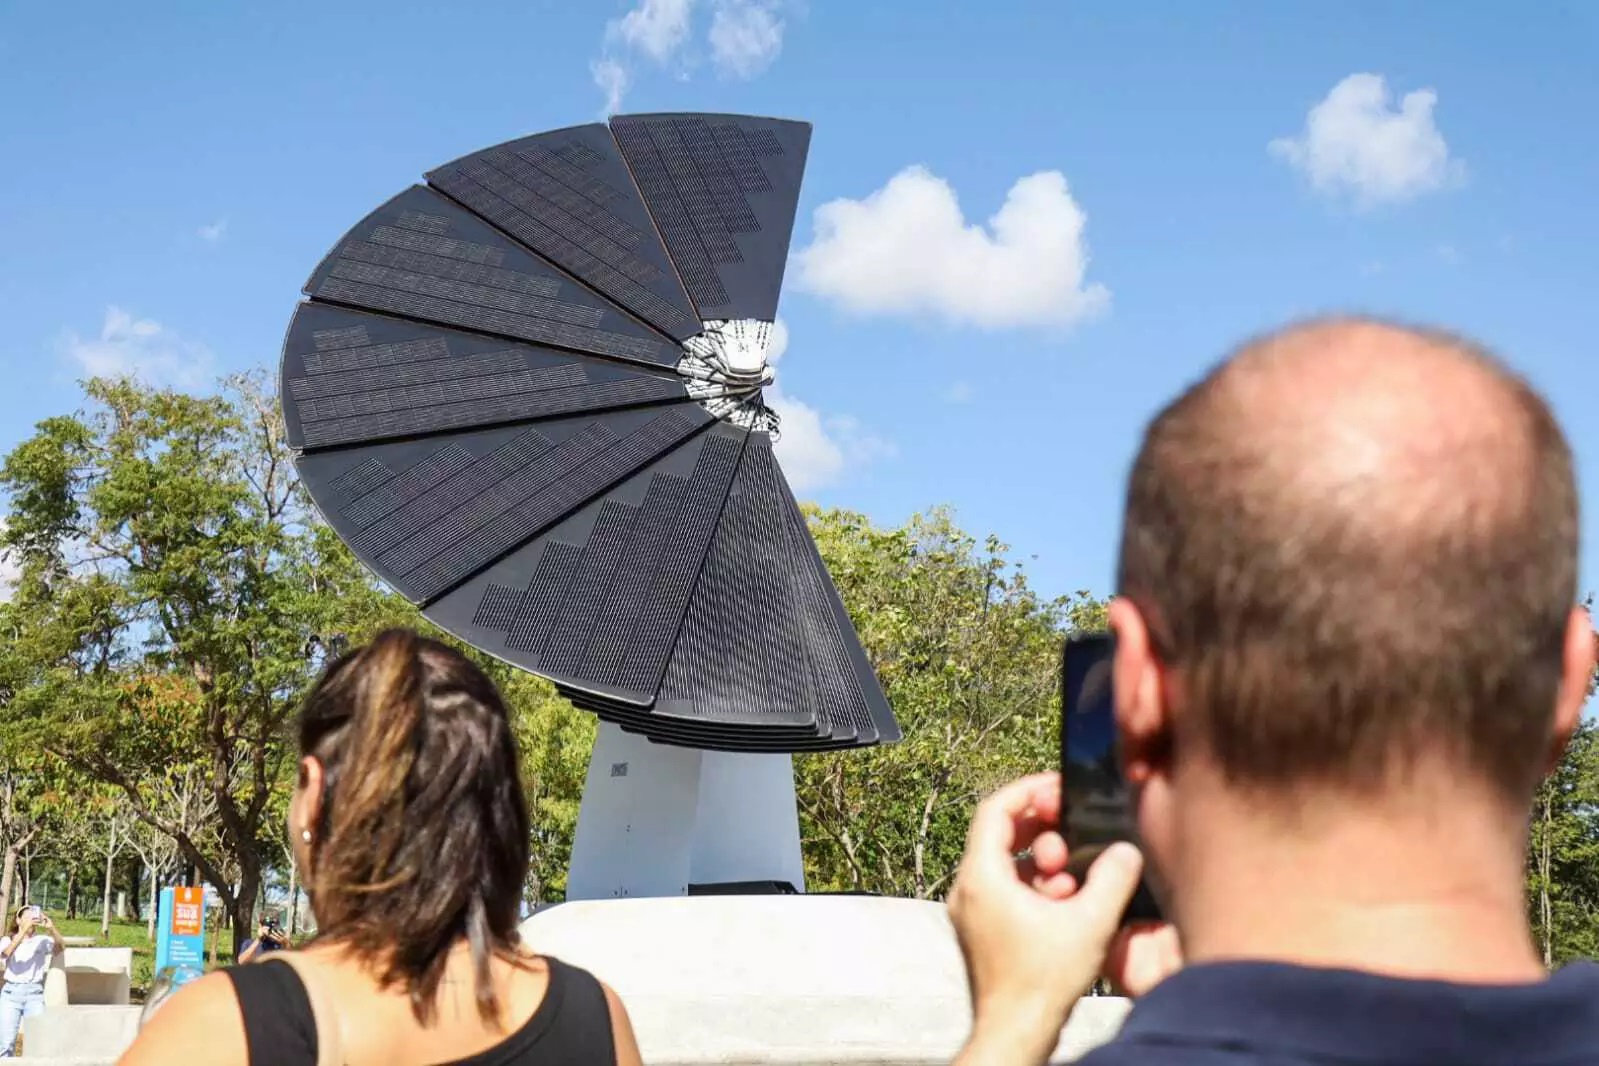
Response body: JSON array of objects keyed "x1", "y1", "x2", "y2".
[
  {"x1": 797, "y1": 506, "x2": 1099, "y2": 898},
  {"x1": 0, "y1": 375, "x2": 393, "y2": 952},
  {"x1": 1529, "y1": 718, "x2": 1599, "y2": 965}
]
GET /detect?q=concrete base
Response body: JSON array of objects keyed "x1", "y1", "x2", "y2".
[
  {"x1": 521, "y1": 895, "x2": 1128, "y2": 1065},
  {"x1": 20, "y1": 1005, "x2": 140, "y2": 1062}
]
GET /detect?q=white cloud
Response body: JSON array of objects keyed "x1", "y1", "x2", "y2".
[
  {"x1": 592, "y1": 0, "x2": 788, "y2": 113},
  {"x1": 1269, "y1": 73, "x2": 1464, "y2": 207},
  {"x1": 60, "y1": 307, "x2": 215, "y2": 391},
  {"x1": 709, "y1": 0, "x2": 784, "y2": 78},
  {"x1": 592, "y1": 58, "x2": 630, "y2": 116},
  {"x1": 768, "y1": 389, "x2": 842, "y2": 493},
  {"x1": 593, "y1": 0, "x2": 696, "y2": 113},
  {"x1": 197, "y1": 219, "x2": 227, "y2": 243},
  {"x1": 763, "y1": 318, "x2": 891, "y2": 494},
  {"x1": 1435, "y1": 243, "x2": 1462, "y2": 265},
  {"x1": 763, "y1": 318, "x2": 790, "y2": 364},
  {"x1": 794, "y1": 166, "x2": 1110, "y2": 331},
  {"x1": 609, "y1": 0, "x2": 695, "y2": 63}
]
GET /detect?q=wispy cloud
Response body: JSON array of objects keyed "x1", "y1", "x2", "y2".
[
  {"x1": 59, "y1": 307, "x2": 216, "y2": 391},
  {"x1": 591, "y1": 0, "x2": 790, "y2": 114},
  {"x1": 943, "y1": 380, "x2": 975, "y2": 404},
  {"x1": 794, "y1": 165, "x2": 1110, "y2": 331},
  {"x1": 198, "y1": 219, "x2": 228, "y2": 243},
  {"x1": 763, "y1": 318, "x2": 892, "y2": 494},
  {"x1": 591, "y1": 58, "x2": 630, "y2": 117},
  {"x1": 709, "y1": 0, "x2": 785, "y2": 78},
  {"x1": 1270, "y1": 73, "x2": 1465, "y2": 208}
]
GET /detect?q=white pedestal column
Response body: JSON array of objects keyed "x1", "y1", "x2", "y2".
[{"x1": 566, "y1": 723, "x2": 806, "y2": 900}]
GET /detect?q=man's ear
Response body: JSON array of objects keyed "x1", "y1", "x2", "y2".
[
  {"x1": 1107, "y1": 597, "x2": 1171, "y2": 786},
  {"x1": 1547, "y1": 605, "x2": 1596, "y2": 774}
]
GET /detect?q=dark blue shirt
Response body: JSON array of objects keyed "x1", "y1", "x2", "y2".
[{"x1": 1081, "y1": 960, "x2": 1599, "y2": 1064}]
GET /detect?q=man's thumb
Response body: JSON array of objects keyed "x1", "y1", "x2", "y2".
[{"x1": 1076, "y1": 843, "x2": 1146, "y2": 935}]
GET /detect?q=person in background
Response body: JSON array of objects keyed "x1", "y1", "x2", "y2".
[
  {"x1": 949, "y1": 318, "x2": 1599, "y2": 1065},
  {"x1": 236, "y1": 916, "x2": 291, "y2": 964},
  {"x1": 123, "y1": 629, "x2": 643, "y2": 1066},
  {"x1": 0, "y1": 905, "x2": 66, "y2": 1057}
]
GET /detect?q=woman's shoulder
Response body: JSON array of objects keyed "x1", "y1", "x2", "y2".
[{"x1": 118, "y1": 972, "x2": 251, "y2": 1065}]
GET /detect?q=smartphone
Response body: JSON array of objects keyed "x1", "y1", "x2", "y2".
[
  {"x1": 1058, "y1": 632, "x2": 1162, "y2": 924},
  {"x1": 21, "y1": 905, "x2": 41, "y2": 922}
]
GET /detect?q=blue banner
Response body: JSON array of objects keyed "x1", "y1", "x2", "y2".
[{"x1": 154, "y1": 886, "x2": 206, "y2": 975}]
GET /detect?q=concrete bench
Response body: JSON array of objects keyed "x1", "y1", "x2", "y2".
[{"x1": 42, "y1": 947, "x2": 133, "y2": 1007}]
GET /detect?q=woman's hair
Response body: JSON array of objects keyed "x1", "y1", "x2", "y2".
[
  {"x1": 8, "y1": 907, "x2": 27, "y2": 936},
  {"x1": 297, "y1": 628, "x2": 531, "y2": 1025}
]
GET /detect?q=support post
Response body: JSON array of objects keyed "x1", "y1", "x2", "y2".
[{"x1": 566, "y1": 723, "x2": 806, "y2": 901}]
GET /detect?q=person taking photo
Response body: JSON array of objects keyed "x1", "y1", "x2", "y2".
[
  {"x1": 0, "y1": 905, "x2": 66, "y2": 1057},
  {"x1": 949, "y1": 318, "x2": 1599, "y2": 1065}
]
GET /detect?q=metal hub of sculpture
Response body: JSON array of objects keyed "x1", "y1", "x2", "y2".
[{"x1": 277, "y1": 114, "x2": 900, "y2": 899}]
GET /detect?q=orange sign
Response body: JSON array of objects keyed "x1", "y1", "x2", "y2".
[{"x1": 171, "y1": 887, "x2": 203, "y2": 937}]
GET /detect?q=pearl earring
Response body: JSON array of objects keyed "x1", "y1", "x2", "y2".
[{"x1": 300, "y1": 829, "x2": 312, "y2": 843}]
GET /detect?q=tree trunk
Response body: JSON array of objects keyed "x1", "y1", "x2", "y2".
[
  {"x1": 126, "y1": 861, "x2": 142, "y2": 922},
  {"x1": 286, "y1": 859, "x2": 299, "y2": 936},
  {"x1": 208, "y1": 905, "x2": 223, "y2": 965},
  {"x1": 0, "y1": 846, "x2": 18, "y2": 928},
  {"x1": 229, "y1": 861, "x2": 263, "y2": 959},
  {"x1": 146, "y1": 864, "x2": 158, "y2": 942},
  {"x1": 100, "y1": 823, "x2": 118, "y2": 939}
]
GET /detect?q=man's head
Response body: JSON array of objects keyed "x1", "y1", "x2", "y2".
[{"x1": 1108, "y1": 317, "x2": 1593, "y2": 903}]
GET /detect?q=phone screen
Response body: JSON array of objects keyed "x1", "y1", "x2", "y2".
[{"x1": 1058, "y1": 632, "x2": 1162, "y2": 924}]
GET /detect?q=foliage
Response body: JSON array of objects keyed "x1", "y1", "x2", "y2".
[
  {"x1": 796, "y1": 506, "x2": 1103, "y2": 897},
  {"x1": 1529, "y1": 719, "x2": 1599, "y2": 965},
  {"x1": 0, "y1": 375, "x2": 390, "y2": 951}
]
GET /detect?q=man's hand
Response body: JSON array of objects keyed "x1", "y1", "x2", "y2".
[{"x1": 947, "y1": 772, "x2": 1151, "y2": 1066}]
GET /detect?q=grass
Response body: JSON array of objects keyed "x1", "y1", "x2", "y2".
[{"x1": 49, "y1": 915, "x2": 243, "y2": 1002}]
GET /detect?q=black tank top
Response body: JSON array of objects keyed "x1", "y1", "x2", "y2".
[{"x1": 223, "y1": 954, "x2": 617, "y2": 1065}]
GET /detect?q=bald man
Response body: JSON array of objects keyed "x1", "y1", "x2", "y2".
[{"x1": 948, "y1": 318, "x2": 1599, "y2": 1065}]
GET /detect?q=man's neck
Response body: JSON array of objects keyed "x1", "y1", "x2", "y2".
[{"x1": 1167, "y1": 781, "x2": 1546, "y2": 985}]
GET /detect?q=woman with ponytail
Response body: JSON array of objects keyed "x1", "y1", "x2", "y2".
[{"x1": 123, "y1": 629, "x2": 642, "y2": 1066}]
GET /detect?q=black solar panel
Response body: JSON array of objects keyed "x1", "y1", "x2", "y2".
[
  {"x1": 427, "y1": 124, "x2": 701, "y2": 342},
  {"x1": 282, "y1": 113, "x2": 898, "y2": 753},
  {"x1": 304, "y1": 186, "x2": 676, "y2": 367},
  {"x1": 282, "y1": 304, "x2": 687, "y2": 450},
  {"x1": 610, "y1": 114, "x2": 810, "y2": 323}
]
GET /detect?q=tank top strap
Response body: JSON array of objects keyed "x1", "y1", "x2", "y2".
[{"x1": 223, "y1": 958, "x2": 320, "y2": 1065}]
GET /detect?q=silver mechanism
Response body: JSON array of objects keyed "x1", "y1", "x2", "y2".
[{"x1": 678, "y1": 319, "x2": 782, "y2": 437}]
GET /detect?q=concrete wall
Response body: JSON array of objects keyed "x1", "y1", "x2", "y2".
[
  {"x1": 20, "y1": 1005, "x2": 140, "y2": 1063},
  {"x1": 16, "y1": 897, "x2": 1132, "y2": 1064},
  {"x1": 521, "y1": 895, "x2": 1128, "y2": 1064}
]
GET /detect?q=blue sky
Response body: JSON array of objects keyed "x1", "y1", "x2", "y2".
[{"x1": 2, "y1": 1, "x2": 1597, "y2": 603}]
